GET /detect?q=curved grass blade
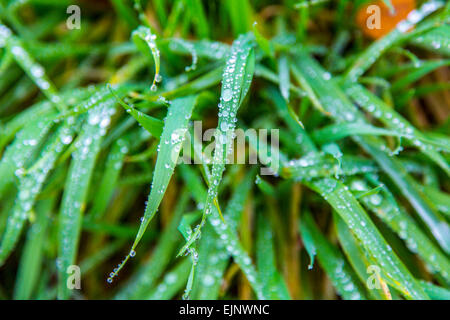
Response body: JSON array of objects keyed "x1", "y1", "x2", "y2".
[
  {"x1": 300, "y1": 211, "x2": 368, "y2": 300},
  {"x1": 345, "y1": 83, "x2": 450, "y2": 170},
  {"x1": 292, "y1": 49, "x2": 450, "y2": 255},
  {"x1": 179, "y1": 165, "x2": 267, "y2": 299},
  {"x1": 306, "y1": 178, "x2": 429, "y2": 299},
  {"x1": 57, "y1": 102, "x2": 115, "y2": 299},
  {"x1": 334, "y1": 213, "x2": 389, "y2": 300},
  {"x1": 411, "y1": 24, "x2": 450, "y2": 57},
  {"x1": 344, "y1": 0, "x2": 445, "y2": 81},
  {"x1": 178, "y1": 33, "x2": 255, "y2": 256},
  {"x1": 132, "y1": 26, "x2": 161, "y2": 91},
  {"x1": 349, "y1": 175, "x2": 450, "y2": 283},
  {"x1": 108, "y1": 84, "x2": 163, "y2": 138},
  {"x1": 108, "y1": 94, "x2": 198, "y2": 283}
]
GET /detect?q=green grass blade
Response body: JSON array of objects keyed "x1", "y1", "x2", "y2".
[
  {"x1": 114, "y1": 190, "x2": 189, "y2": 299},
  {"x1": 132, "y1": 26, "x2": 161, "y2": 91},
  {"x1": 57, "y1": 102, "x2": 115, "y2": 299},
  {"x1": 344, "y1": 0, "x2": 445, "y2": 81},
  {"x1": 1, "y1": 23, "x2": 65, "y2": 110},
  {"x1": 334, "y1": 213, "x2": 388, "y2": 299},
  {"x1": 179, "y1": 165, "x2": 267, "y2": 299},
  {"x1": 299, "y1": 211, "x2": 368, "y2": 300},
  {"x1": 349, "y1": 175, "x2": 450, "y2": 282},
  {"x1": 292, "y1": 49, "x2": 450, "y2": 255},
  {"x1": 411, "y1": 24, "x2": 450, "y2": 57},
  {"x1": 146, "y1": 259, "x2": 191, "y2": 300},
  {"x1": 306, "y1": 178, "x2": 428, "y2": 299},
  {"x1": 108, "y1": 94, "x2": 198, "y2": 282},
  {"x1": 13, "y1": 199, "x2": 53, "y2": 299},
  {"x1": 191, "y1": 169, "x2": 256, "y2": 299},
  {"x1": 177, "y1": 33, "x2": 255, "y2": 256},
  {"x1": 419, "y1": 281, "x2": 450, "y2": 300},
  {"x1": 0, "y1": 122, "x2": 76, "y2": 266},
  {"x1": 88, "y1": 138, "x2": 128, "y2": 220},
  {"x1": 345, "y1": 83, "x2": 450, "y2": 171},
  {"x1": 256, "y1": 214, "x2": 291, "y2": 299}
]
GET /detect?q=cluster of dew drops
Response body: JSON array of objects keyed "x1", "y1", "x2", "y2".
[
  {"x1": 396, "y1": 0, "x2": 444, "y2": 34},
  {"x1": 143, "y1": 31, "x2": 163, "y2": 92}
]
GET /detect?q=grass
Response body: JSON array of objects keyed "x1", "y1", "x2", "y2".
[{"x1": 0, "y1": 0, "x2": 449, "y2": 300}]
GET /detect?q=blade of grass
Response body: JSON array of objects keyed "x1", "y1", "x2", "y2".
[
  {"x1": 13, "y1": 199, "x2": 53, "y2": 299},
  {"x1": 177, "y1": 33, "x2": 255, "y2": 256},
  {"x1": 57, "y1": 100, "x2": 116, "y2": 299},
  {"x1": 305, "y1": 178, "x2": 428, "y2": 299},
  {"x1": 299, "y1": 211, "x2": 368, "y2": 300},
  {"x1": 108, "y1": 94, "x2": 198, "y2": 283}
]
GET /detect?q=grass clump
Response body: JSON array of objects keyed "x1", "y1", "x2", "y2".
[{"x1": 0, "y1": 0, "x2": 449, "y2": 300}]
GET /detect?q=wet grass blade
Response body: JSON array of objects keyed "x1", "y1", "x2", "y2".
[
  {"x1": 306, "y1": 178, "x2": 428, "y2": 299},
  {"x1": 108, "y1": 84, "x2": 163, "y2": 138},
  {"x1": 0, "y1": 23, "x2": 65, "y2": 110},
  {"x1": 0, "y1": 122, "x2": 76, "y2": 266},
  {"x1": 283, "y1": 154, "x2": 378, "y2": 181},
  {"x1": 349, "y1": 175, "x2": 450, "y2": 283},
  {"x1": 345, "y1": 83, "x2": 450, "y2": 171},
  {"x1": 292, "y1": 49, "x2": 450, "y2": 255},
  {"x1": 132, "y1": 26, "x2": 161, "y2": 91},
  {"x1": 177, "y1": 33, "x2": 255, "y2": 256},
  {"x1": 420, "y1": 281, "x2": 450, "y2": 300},
  {"x1": 411, "y1": 24, "x2": 450, "y2": 57},
  {"x1": 0, "y1": 112, "x2": 55, "y2": 198},
  {"x1": 344, "y1": 0, "x2": 445, "y2": 81},
  {"x1": 300, "y1": 211, "x2": 368, "y2": 300},
  {"x1": 334, "y1": 213, "x2": 388, "y2": 300},
  {"x1": 179, "y1": 165, "x2": 267, "y2": 299},
  {"x1": 191, "y1": 169, "x2": 256, "y2": 299},
  {"x1": 57, "y1": 101, "x2": 116, "y2": 299},
  {"x1": 108, "y1": 94, "x2": 198, "y2": 282},
  {"x1": 114, "y1": 190, "x2": 189, "y2": 299}
]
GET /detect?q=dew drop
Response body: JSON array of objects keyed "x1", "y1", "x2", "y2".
[{"x1": 222, "y1": 88, "x2": 232, "y2": 102}]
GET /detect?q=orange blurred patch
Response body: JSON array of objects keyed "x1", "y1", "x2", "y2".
[{"x1": 356, "y1": 0, "x2": 416, "y2": 39}]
